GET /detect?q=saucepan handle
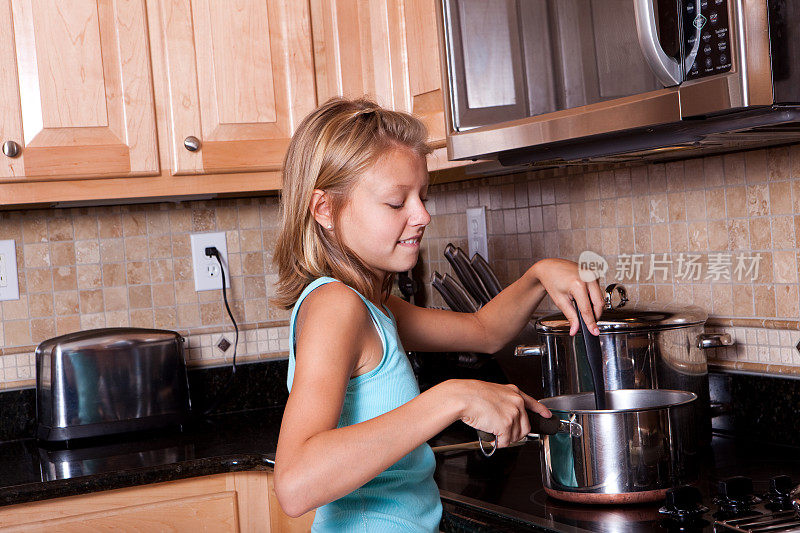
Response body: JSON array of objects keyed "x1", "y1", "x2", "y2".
[
  {"x1": 476, "y1": 412, "x2": 577, "y2": 457},
  {"x1": 697, "y1": 333, "x2": 733, "y2": 349}
]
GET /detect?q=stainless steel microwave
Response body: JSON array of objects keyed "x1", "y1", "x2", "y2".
[{"x1": 438, "y1": 0, "x2": 800, "y2": 166}]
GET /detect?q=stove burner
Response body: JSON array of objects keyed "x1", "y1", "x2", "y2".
[
  {"x1": 659, "y1": 486, "x2": 709, "y2": 521},
  {"x1": 764, "y1": 475, "x2": 795, "y2": 512},
  {"x1": 714, "y1": 476, "x2": 762, "y2": 519}
]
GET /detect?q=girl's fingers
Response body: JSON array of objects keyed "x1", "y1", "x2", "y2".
[
  {"x1": 588, "y1": 281, "x2": 605, "y2": 320},
  {"x1": 571, "y1": 289, "x2": 599, "y2": 336},
  {"x1": 555, "y1": 294, "x2": 580, "y2": 336},
  {"x1": 521, "y1": 391, "x2": 552, "y2": 418}
]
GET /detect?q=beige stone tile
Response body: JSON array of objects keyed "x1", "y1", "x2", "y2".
[
  {"x1": 692, "y1": 284, "x2": 712, "y2": 311},
  {"x1": 768, "y1": 181, "x2": 792, "y2": 215},
  {"x1": 245, "y1": 299, "x2": 269, "y2": 322},
  {"x1": 47, "y1": 218, "x2": 73, "y2": 241},
  {"x1": 745, "y1": 150, "x2": 768, "y2": 183},
  {"x1": 97, "y1": 212, "x2": 123, "y2": 238},
  {"x1": 122, "y1": 212, "x2": 147, "y2": 236},
  {"x1": 748, "y1": 251, "x2": 772, "y2": 283},
  {"x1": 79, "y1": 289, "x2": 104, "y2": 314},
  {"x1": 775, "y1": 284, "x2": 799, "y2": 318},
  {"x1": 646, "y1": 195, "x2": 666, "y2": 223},
  {"x1": 199, "y1": 302, "x2": 222, "y2": 325},
  {"x1": 146, "y1": 211, "x2": 170, "y2": 236},
  {"x1": 175, "y1": 280, "x2": 197, "y2": 304},
  {"x1": 105, "y1": 310, "x2": 130, "y2": 328},
  {"x1": 685, "y1": 190, "x2": 707, "y2": 221},
  {"x1": 746, "y1": 184, "x2": 770, "y2": 216},
  {"x1": 28, "y1": 293, "x2": 52, "y2": 318},
  {"x1": 597, "y1": 171, "x2": 615, "y2": 199},
  {"x1": 705, "y1": 189, "x2": 725, "y2": 219},
  {"x1": 668, "y1": 222, "x2": 688, "y2": 252},
  {"x1": 651, "y1": 225, "x2": 669, "y2": 252},
  {"x1": 771, "y1": 216, "x2": 795, "y2": 249},
  {"x1": 541, "y1": 205, "x2": 557, "y2": 231},
  {"x1": 540, "y1": 179, "x2": 555, "y2": 204},
  {"x1": 630, "y1": 196, "x2": 648, "y2": 225},
  {"x1": 2, "y1": 295, "x2": 27, "y2": 320},
  {"x1": 56, "y1": 315, "x2": 81, "y2": 335},
  {"x1": 704, "y1": 156, "x2": 724, "y2": 187},
  {"x1": 102, "y1": 263, "x2": 125, "y2": 286},
  {"x1": 227, "y1": 253, "x2": 242, "y2": 277},
  {"x1": 172, "y1": 234, "x2": 191, "y2": 257},
  {"x1": 753, "y1": 284, "x2": 776, "y2": 317},
  {"x1": 242, "y1": 253, "x2": 265, "y2": 276},
  {"x1": 684, "y1": 158, "x2": 705, "y2": 190},
  {"x1": 150, "y1": 258, "x2": 174, "y2": 283},
  {"x1": 665, "y1": 161, "x2": 685, "y2": 191},
  {"x1": 767, "y1": 147, "x2": 790, "y2": 181},
  {"x1": 22, "y1": 215, "x2": 47, "y2": 244},
  {"x1": 582, "y1": 201, "x2": 601, "y2": 229},
  {"x1": 617, "y1": 227, "x2": 634, "y2": 255},
  {"x1": 74, "y1": 240, "x2": 100, "y2": 264},
  {"x1": 772, "y1": 251, "x2": 798, "y2": 283},
  {"x1": 77, "y1": 264, "x2": 102, "y2": 289},
  {"x1": 723, "y1": 153, "x2": 746, "y2": 184},
  {"x1": 169, "y1": 209, "x2": 191, "y2": 233},
  {"x1": 667, "y1": 192, "x2": 686, "y2": 221},
  {"x1": 725, "y1": 186, "x2": 746, "y2": 217},
  {"x1": 26, "y1": 269, "x2": 52, "y2": 293},
  {"x1": 555, "y1": 205, "x2": 570, "y2": 231},
  {"x1": 54, "y1": 291, "x2": 79, "y2": 316},
  {"x1": 154, "y1": 307, "x2": 177, "y2": 329},
  {"x1": 73, "y1": 216, "x2": 98, "y2": 240},
  {"x1": 24, "y1": 243, "x2": 50, "y2": 268},
  {"x1": 149, "y1": 235, "x2": 172, "y2": 259},
  {"x1": 173, "y1": 257, "x2": 193, "y2": 282},
  {"x1": 128, "y1": 285, "x2": 152, "y2": 309},
  {"x1": 243, "y1": 276, "x2": 266, "y2": 300},
  {"x1": 99, "y1": 239, "x2": 124, "y2": 262},
  {"x1": 614, "y1": 197, "x2": 632, "y2": 226},
  {"x1": 648, "y1": 164, "x2": 667, "y2": 193},
  {"x1": 126, "y1": 262, "x2": 150, "y2": 285},
  {"x1": 239, "y1": 205, "x2": 261, "y2": 229},
  {"x1": 600, "y1": 228, "x2": 619, "y2": 255},
  {"x1": 125, "y1": 235, "x2": 149, "y2": 261},
  {"x1": 152, "y1": 282, "x2": 176, "y2": 307},
  {"x1": 5, "y1": 320, "x2": 31, "y2": 346},
  {"x1": 732, "y1": 283, "x2": 754, "y2": 315},
  {"x1": 49, "y1": 242, "x2": 74, "y2": 267},
  {"x1": 31, "y1": 318, "x2": 56, "y2": 344},
  {"x1": 0, "y1": 215, "x2": 22, "y2": 241},
  {"x1": 192, "y1": 209, "x2": 216, "y2": 232},
  {"x1": 687, "y1": 222, "x2": 708, "y2": 251},
  {"x1": 726, "y1": 219, "x2": 749, "y2": 251},
  {"x1": 748, "y1": 218, "x2": 770, "y2": 249},
  {"x1": 178, "y1": 304, "x2": 200, "y2": 328},
  {"x1": 614, "y1": 169, "x2": 631, "y2": 196},
  {"x1": 711, "y1": 283, "x2": 733, "y2": 315},
  {"x1": 216, "y1": 205, "x2": 239, "y2": 230},
  {"x1": 80, "y1": 312, "x2": 106, "y2": 330},
  {"x1": 103, "y1": 286, "x2": 128, "y2": 311},
  {"x1": 634, "y1": 225, "x2": 652, "y2": 254}
]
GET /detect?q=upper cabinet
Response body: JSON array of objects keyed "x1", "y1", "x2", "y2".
[
  {"x1": 157, "y1": 0, "x2": 317, "y2": 175},
  {"x1": 0, "y1": 0, "x2": 159, "y2": 182},
  {"x1": 310, "y1": 0, "x2": 446, "y2": 148}
]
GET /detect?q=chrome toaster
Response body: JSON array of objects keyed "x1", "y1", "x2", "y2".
[{"x1": 35, "y1": 328, "x2": 191, "y2": 442}]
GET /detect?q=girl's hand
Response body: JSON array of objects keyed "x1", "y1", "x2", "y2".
[
  {"x1": 530, "y1": 258, "x2": 605, "y2": 336},
  {"x1": 444, "y1": 379, "x2": 551, "y2": 449}
]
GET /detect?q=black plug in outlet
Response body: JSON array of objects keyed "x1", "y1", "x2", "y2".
[{"x1": 205, "y1": 246, "x2": 219, "y2": 258}]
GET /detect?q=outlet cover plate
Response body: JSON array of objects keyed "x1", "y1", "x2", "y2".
[
  {"x1": 190, "y1": 232, "x2": 231, "y2": 291},
  {"x1": 0, "y1": 239, "x2": 19, "y2": 301}
]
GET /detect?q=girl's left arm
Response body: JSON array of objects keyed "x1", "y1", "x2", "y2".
[{"x1": 387, "y1": 258, "x2": 605, "y2": 354}]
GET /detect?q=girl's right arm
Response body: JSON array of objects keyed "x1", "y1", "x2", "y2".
[{"x1": 273, "y1": 283, "x2": 545, "y2": 518}]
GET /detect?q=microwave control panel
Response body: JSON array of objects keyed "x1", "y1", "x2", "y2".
[{"x1": 683, "y1": 0, "x2": 732, "y2": 79}]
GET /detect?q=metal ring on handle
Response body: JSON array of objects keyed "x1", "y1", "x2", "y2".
[
  {"x1": 633, "y1": 0, "x2": 682, "y2": 86},
  {"x1": 477, "y1": 431, "x2": 498, "y2": 457},
  {"x1": 603, "y1": 284, "x2": 629, "y2": 310}
]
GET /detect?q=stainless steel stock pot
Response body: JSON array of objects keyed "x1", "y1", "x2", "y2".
[
  {"x1": 516, "y1": 285, "x2": 732, "y2": 444},
  {"x1": 538, "y1": 389, "x2": 699, "y2": 504}
]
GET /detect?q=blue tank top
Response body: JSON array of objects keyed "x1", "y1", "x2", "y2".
[{"x1": 287, "y1": 277, "x2": 442, "y2": 532}]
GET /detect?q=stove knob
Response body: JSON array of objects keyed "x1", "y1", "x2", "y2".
[
  {"x1": 765, "y1": 475, "x2": 794, "y2": 511},
  {"x1": 659, "y1": 486, "x2": 708, "y2": 521},
  {"x1": 718, "y1": 476, "x2": 753, "y2": 501}
]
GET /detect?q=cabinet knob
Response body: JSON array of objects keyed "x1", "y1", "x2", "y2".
[
  {"x1": 184, "y1": 136, "x2": 201, "y2": 152},
  {"x1": 2, "y1": 141, "x2": 20, "y2": 158}
]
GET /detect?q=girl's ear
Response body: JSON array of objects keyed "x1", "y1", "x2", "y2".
[{"x1": 310, "y1": 189, "x2": 333, "y2": 229}]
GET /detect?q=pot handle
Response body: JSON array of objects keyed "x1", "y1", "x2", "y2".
[
  {"x1": 697, "y1": 333, "x2": 733, "y2": 349},
  {"x1": 514, "y1": 345, "x2": 544, "y2": 357},
  {"x1": 604, "y1": 283, "x2": 629, "y2": 310}
]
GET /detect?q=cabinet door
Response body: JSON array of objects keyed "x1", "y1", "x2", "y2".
[
  {"x1": 310, "y1": 0, "x2": 446, "y2": 147},
  {"x1": 0, "y1": 0, "x2": 158, "y2": 181},
  {"x1": 159, "y1": 0, "x2": 317, "y2": 176}
]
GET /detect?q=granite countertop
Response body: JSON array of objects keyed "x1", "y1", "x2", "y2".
[{"x1": 0, "y1": 407, "x2": 284, "y2": 507}]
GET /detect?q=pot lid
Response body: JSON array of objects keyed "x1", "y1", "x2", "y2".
[{"x1": 534, "y1": 304, "x2": 708, "y2": 334}]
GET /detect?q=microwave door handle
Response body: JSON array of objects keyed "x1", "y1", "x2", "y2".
[
  {"x1": 633, "y1": 0, "x2": 682, "y2": 86},
  {"x1": 682, "y1": 0, "x2": 703, "y2": 73}
]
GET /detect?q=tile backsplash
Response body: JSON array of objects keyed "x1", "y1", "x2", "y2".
[{"x1": 2, "y1": 143, "x2": 800, "y2": 389}]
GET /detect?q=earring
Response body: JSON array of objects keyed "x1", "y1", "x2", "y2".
[{"x1": 327, "y1": 224, "x2": 333, "y2": 229}]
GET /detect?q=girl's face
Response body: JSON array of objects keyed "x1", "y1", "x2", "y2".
[{"x1": 338, "y1": 147, "x2": 430, "y2": 281}]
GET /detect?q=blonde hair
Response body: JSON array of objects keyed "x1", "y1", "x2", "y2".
[{"x1": 272, "y1": 97, "x2": 432, "y2": 309}]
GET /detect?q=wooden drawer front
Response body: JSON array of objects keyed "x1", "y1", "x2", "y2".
[{"x1": 0, "y1": 0, "x2": 159, "y2": 182}]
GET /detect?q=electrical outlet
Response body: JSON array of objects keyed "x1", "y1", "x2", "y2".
[
  {"x1": 190, "y1": 232, "x2": 231, "y2": 292},
  {"x1": 0, "y1": 239, "x2": 20, "y2": 301},
  {"x1": 466, "y1": 207, "x2": 489, "y2": 261}
]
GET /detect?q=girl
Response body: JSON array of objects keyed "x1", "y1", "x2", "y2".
[{"x1": 273, "y1": 98, "x2": 603, "y2": 532}]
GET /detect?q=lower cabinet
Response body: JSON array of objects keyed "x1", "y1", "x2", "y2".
[{"x1": 0, "y1": 470, "x2": 314, "y2": 532}]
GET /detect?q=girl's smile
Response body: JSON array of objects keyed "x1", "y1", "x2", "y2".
[{"x1": 338, "y1": 146, "x2": 430, "y2": 279}]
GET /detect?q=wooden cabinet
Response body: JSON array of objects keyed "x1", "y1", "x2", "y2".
[
  {"x1": 0, "y1": 471, "x2": 314, "y2": 533},
  {"x1": 0, "y1": 0, "x2": 159, "y2": 182},
  {"x1": 157, "y1": 0, "x2": 317, "y2": 175},
  {"x1": 310, "y1": 0, "x2": 448, "y2": 149}
]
